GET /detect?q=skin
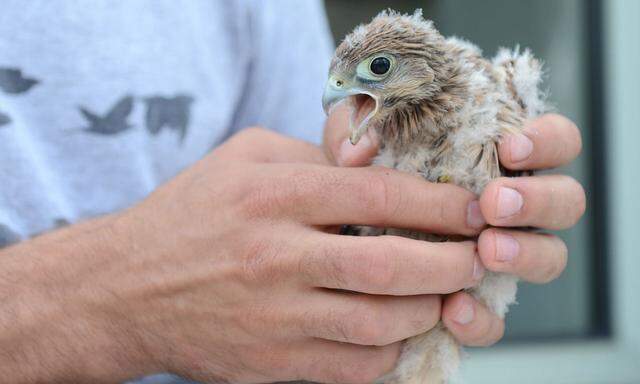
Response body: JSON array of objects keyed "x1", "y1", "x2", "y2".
[
  {"x1": 324, "y1": 104, "x2": 585, "y2": 347},
  {"x1": 0, "y1": 111, "x2": 584, "y2": 383}
]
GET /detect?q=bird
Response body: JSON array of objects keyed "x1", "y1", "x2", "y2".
[
  {"x1": 0, "y1": 110, "x2": 10, "y2": 127},
  {"x1": 79, "y1": 95, "x2": 135, "y2": 135},
  {"x1": 143, "y1": 94, "x2": 194, "y2": 142},
  {"x1": 0, "y1": 68, "x2": 39, "y2": 94},
  {"x1": 322, "y1": 9, "x2": 547, "y2": 384}
]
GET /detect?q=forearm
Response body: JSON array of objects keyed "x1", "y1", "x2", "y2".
[{"x1": 0, "y1": 214, "x2": 153, "y2": 383}]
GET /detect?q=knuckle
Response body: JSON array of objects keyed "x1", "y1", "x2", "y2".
[
  {"x1": 480, "y1": 178, "x2": 506, "y2": 222},
  {"x1": 428, "y1": 185, "x2": 467, "y2": 231},
  {"x1": 566, "y1": 119, "x2": 583, "y2": 157},
  {"x1": 435, "y1": 192, "x2": 450, "y2": 228},
  {"x1": 362, "y1": 169, "x2": 403, "y2": 224},
  {"x1": 469, "y1": 315, "x2": 502, "y2": 347},
  {"x1": 412, "y1": 296, "x2": 442, "y2": 331},
  {"x1": 320, "y1": 243, "x2": 351, "y2": 289},
  {"x1": 356, "y1": 239, "x2": 398, "y2": 292},
  {"x1": 572, "y1": 179, "x2": 587, "y2": 221},
  {"x1": 484, "y1": 319, "x2": 505, "y2": 346},
  {"x1": 555, "y1": 176, "x2": 586, "y2": 227},
  {"x1": 441, "y1": 242, "x2": 476, "y2": 292},
  {"x1": 239, "y1": 126, "x2": 271, "y2": 141},
  {"x1": 358, "y1": 357, "x2": 392, "y2": 383},
  {"x1": 540, "y1": 114, "x2": 582, "y2": 163},
  {"x1": 478, "y1": 229, "x2": 500, "y2": 270},
  {"x1": 240, "y1": 170, "x2": 316, "y2": 219},
  {"x1": 239, "y1": 177, "x2": 284, "y2": 218},
  {"x1": 337, "y1": 353, "x2": 391, "y2": 384},
  {"x1": 540, "y1": 113, "x2": 567, "y2": 131},
  {"x1": 541, "y1": 237, "x2": 568, "y2": 283},
  {"x1": 556, "y1": 240, "x2": 569, "y2": 276},
  {"x1": 229, "y1": 126, "x2": 271, "y2": 149},
  {"x1": 241, "y1": 236, "x2": 283, "y2": 283},
  {"x1": 350, "y1": 304, "x2": 392, "y2": 345}
]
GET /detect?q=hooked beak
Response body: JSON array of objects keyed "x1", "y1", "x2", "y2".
[{"x1": 322, "y1": 76, "x2": 379, "y2": 145}]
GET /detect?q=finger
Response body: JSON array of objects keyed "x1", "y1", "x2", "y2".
[
  {"x1": 288, "y1": 339, "x2": 400, "y2": 384},
  {"x1": 214, "y1": 126, "x2": 329, "y2": 164},
  {"x1": 299, "y1": 290, "x2": 441, "y2": 346},
  {"x1": 478, "y1": 228, "x2": 567, "y2": 283},
  {"x1": 252, "y1": 164, "x2": 485, "y2": 235},
  {"x1": 299, "y1": 233, "x2": 484, "y2": 295},
  {"x1": 442, "y1": 291, "x2": 505, "y2": 347},
  {"x1": 498, "y1": 113, "x2": 582, "y2": 170},
  {"x1": 479, "y1": 174, "x2": 586, "y2": 230},
  {"x1": 323, "y1": 103, "x2": 380, "y2": 166}
]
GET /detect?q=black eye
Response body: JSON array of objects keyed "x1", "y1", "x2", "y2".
[{"x1": 370, "y1": 57, "x2": 391, "y2": 75}]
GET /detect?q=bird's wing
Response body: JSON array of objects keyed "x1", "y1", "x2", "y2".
[
  {"x1": 79, "y1": 107, "x2": 100, "y2": 124},
  {"x1": 106, "y1": 95, "x2": 134, "y2": 120},
  {"x1": 0, "y1": 68, "x2": 39, "y2": 94}
]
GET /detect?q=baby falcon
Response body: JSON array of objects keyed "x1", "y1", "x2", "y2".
[{"x1": 323, "y1": 10, "x2": 547, "y2": 384}]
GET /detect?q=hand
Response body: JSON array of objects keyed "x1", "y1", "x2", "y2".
[
  {"x1": 0, "y1": 127, "x2": 496, "y2": 384},
  {"x1": 324, "y1": 104, "x2": 586, "y2": 346}
]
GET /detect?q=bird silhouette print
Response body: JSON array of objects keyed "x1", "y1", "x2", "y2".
[
  {"x1": 0, "y1": 67, "x2": 40, "y2": 128},
  {"x1": 143, "y1": 95, "x2": 194, "y2": 142},
  {"x1": 0, "y1": 224, "x2": 20, "y2": 248},
  {"x1": 79, "y1": 95, "x2": 134, "y2": 135},
  {"x1": 0, "y1": 111, "x2": 10, "y2": 127},
  {"x1": 0, "y1": 68, "x2": 39, "y2": 94}
]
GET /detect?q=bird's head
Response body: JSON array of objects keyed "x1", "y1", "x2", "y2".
[{"x1": 323, "y1": 9, "x2": 463, "y2": 145}]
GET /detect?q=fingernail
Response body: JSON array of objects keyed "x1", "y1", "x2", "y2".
[
  {"x1": 466, "y1": 200, "x2": 486, "y2": 229},
  {"x1": 472, "y1": 257, "x2": 485, "y2": 281},
  {"x1": 509, "y1": 134, "x2": 534, "y2": 163},
  {"x1": 495, "y1": 232, "x2": 520, "y2": 262},
  {"x1": 337, "y1": 134, "x2": 373, "y2": 166},
  {"x1": 496, "y1": 187, "x2": 523, "y2": 219},
  {"x1": 453, "y1": 298, "x2": 475, "y2": 325}
]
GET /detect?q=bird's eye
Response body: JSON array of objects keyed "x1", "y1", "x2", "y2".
[
  {"x1": 370, "y1": 57, "x2": 390, "y2": 75},
  {"x1": 356, "y1": 54, "x2": 394, "y2": 81}
]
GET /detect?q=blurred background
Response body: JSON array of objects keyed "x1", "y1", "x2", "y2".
[{"x1": 323, "y1": 0, "x2": 639, "y2": 383}]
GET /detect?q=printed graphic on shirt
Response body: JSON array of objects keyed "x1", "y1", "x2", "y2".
[
  {"x1": 144, "y1": 95, "x2": 194, "y2": 142},
  {"x1": 79, "y1": 95, "x2": 134, "y2": 135},
  {"x1": 0, "y1": 111, "x2": 10, "y2": 127},
  {"x1": 0, "y1": 224, "x2": 21, "y2": 248},
  {"x1": 0, "y1": 68, "x2": 39, "y2": 94},
  {"x1": 0, "y1": 65, "x2": 196, "y2": 141},
  {"x1": 53, "y1": 218, "x2": 70, "y2": 229},
  {"x1": 0, "y1": 67, "x2": 40, "y2": 128}
]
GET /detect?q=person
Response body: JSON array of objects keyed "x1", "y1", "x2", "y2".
[{"x1": 0, "y1": 1, "x2": 585, "y2": 383}]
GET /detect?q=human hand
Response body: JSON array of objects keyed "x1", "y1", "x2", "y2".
[
  {"x1": 323, "y1": 104, "x2": 586, "y2": 346},
  {"x1": 101, "y1": 127, "x2": 497, "y2": 383}
]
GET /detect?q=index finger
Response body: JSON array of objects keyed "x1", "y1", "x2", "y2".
[
  {"x1": 498, "y1": 113, "x2": 582, "y2": 170},
  {"x1": 214, "y1": 126, "x2": 329, "y2": 165}
]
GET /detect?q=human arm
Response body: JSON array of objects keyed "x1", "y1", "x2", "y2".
[{"x1": 0, "y1": 127, "x2": 494, "y2": 384}]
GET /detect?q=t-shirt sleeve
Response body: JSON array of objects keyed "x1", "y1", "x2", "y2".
[{"x1": 229, "y1": 0, "x2": 334, "y2": 144}]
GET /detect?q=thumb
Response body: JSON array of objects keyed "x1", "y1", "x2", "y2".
[{"x1": 323, "y1": 103, "x2": 380, "y2": 167}]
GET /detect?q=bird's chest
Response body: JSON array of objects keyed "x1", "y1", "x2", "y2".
[{"x1": 373, "y1": 138, "x2": 498, "y2": 196}]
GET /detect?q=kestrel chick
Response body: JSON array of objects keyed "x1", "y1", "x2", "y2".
[{"x1": 323, "y1": 9, "x2": 547, "y2": 384}]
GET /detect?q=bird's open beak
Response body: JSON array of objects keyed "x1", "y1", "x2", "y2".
[{"x1": 322, "y1": 76, "x2": 379, "y2": 145}]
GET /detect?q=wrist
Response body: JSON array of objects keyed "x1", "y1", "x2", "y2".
[{"x1": 0, "y1": 214, "x2": 158, "y2": 383}]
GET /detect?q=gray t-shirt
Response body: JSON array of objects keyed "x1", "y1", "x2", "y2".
[
  {"x1": 0, "y1": 0, "x2": 332, "y2": 242},
  {"x1": 0, "y1": 1, "x2": 333, "y2": 382}
]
